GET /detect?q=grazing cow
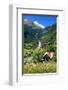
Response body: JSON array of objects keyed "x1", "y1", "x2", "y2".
[{"x1": 42, "y1": 52, "x2": 55, "y2": 62}]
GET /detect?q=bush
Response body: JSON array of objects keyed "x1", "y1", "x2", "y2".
[
  {"x1": 46, "y1": 45, "x2": 56, "y2": 52},
  {"x1": 51, "y1": 56, "x2": 57, "y2": 62},
  {"x1": 32, "y1": 48, "x2": 45, "y2": 63},
  {"x1": 24, "y1": 48, "x2": 33, "y2": 57}
]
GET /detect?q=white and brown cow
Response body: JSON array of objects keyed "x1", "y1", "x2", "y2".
[{"x1": 42, "y1": 52, "x2": 55, "y2": 61}]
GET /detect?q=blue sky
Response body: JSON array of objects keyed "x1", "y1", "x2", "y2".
[{"x1": 23, "y1": 15, "x2": 57, "y2": 28}]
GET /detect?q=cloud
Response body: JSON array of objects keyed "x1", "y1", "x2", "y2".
[
  {"x1": 34, "y1": 21, "x2": 45, "y2": 29},
  {"x1": 24, "y1": 19, "x2": 28, "y2": 21}
]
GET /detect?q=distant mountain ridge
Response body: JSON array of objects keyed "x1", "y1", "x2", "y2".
[{"x1": 24, "y1": 19, "x2": 56, "y2": 46}]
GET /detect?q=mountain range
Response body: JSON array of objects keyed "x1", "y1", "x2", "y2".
[{"x1": 24, "y1": 19, "x2": 56, "y2": 45}]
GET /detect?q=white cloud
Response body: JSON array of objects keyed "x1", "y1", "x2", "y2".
[
  {"x1": 24, "y1": 19, "x2": 28, "y2": 21},
  {"x1": 34, "y1": 21, "x2": 45, "y2": 29}
]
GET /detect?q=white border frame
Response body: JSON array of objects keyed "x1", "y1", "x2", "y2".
[{"x1": 9, "y1": 5, "x2": 65, "y2": 86}]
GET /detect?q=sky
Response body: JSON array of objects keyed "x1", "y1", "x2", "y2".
[{"x1": 23, "y1": 15, "x2": 57, "y2": 28}]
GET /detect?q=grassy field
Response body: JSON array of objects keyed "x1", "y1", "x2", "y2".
[{"x1": 24, "y1": 61, "x2": 57, "y2": 74}]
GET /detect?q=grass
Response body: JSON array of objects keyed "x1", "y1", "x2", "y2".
[{"x1": 24, "y1": 61, "x2": 57, "y2": 74}]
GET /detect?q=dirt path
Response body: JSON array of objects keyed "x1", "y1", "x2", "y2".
[{"x1": 37, "y1": 40, "x2": 42, "y2": 49}]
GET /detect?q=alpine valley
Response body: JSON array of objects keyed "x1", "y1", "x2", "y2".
[{"x1": 23, "y1": 19, "x2": 57, "y2": 74}]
